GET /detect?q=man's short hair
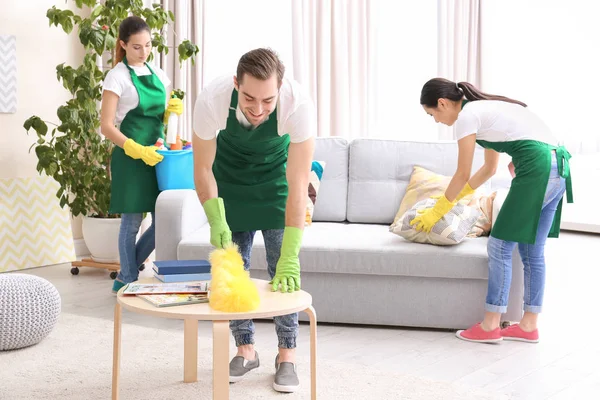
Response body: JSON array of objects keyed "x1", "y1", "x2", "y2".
[{"x1": 236, "y1": 48, "x2": 285, "y2": 86}]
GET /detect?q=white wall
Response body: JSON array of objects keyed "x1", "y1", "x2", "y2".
[{"x1": 0, "y1": 1, "x2": 86, "y2": 239}]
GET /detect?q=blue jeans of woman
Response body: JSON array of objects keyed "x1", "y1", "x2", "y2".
[
  {"x1": 485, "y1": 154, "x2": 566, "y2": 314},
  {"x1": 116, "y1": 213, "x2": 156, "y2": 284},
  {"x1": 229, "y1": 229, "x2": 299, "y2": 349}
]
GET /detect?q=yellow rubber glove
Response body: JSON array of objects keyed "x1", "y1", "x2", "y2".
[
  {"x1": 455, "y1": 182, "x2": 475, "y2": 202},
  {"x1": 163, "y1": 96, "x2": 183, "y2": 124},
  {"x1": 123, "y1": 138, "x2": 164, "y2": 166},
  {"x1": 410, "y1": 195, "x2": 455, "y2": 233},
  {"x1": 431, "y1": 182, "x2": 475, "y2": 202}
]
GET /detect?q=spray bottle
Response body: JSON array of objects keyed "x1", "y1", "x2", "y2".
[{"x1": 166, "y1": 98, "x2": 179, "y2": 146}]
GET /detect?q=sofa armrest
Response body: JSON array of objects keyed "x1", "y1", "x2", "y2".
[{"x1": 155, "y1": 189, "x2": 207, "y2": 261}]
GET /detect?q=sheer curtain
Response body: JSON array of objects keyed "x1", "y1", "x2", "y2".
[
  {"x1": 161, "y1": 0, "x2": 438, "y2": 141},
  {"x1": 159, "y1": 0, "x2": 293, "y2": 141},
  {"x1": 291, "y1": 0, "x2": 375, "y2": 139},
  {"x1": 201, "y1": 0, "x2": 294, "y2": 85},
  {"x1": 437, "y1": 0, "x2": 481, "y2": 140},
  {"x1": 370, "y1": 1, "x2": 438, "y2": 140},
  {"x1": 159, "y1": 0, "x2": 205, "y2": 142},
  {"x1": 291, "y1": 1, "x2": 440, "y2": 140}
]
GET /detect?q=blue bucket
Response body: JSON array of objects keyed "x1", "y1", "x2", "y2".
[{"x1": 155, "y1": 149, "x2": 195, "y2": 191}]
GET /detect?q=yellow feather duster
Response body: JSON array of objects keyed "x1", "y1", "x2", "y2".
[{"x1": 208, "y1": 244, "x2": 260, "y2": 312}]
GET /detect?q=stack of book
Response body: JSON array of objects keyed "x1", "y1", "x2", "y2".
[
  {"x1": 122, "y1": 281, "x2": 210, "y2": 308},
  {"x1": 152, "y1": 259, "x2": 211, "y2": 283}
]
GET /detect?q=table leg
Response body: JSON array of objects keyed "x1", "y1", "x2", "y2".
[
  {"x1": 112, "y1": 303, "x2": 122, "y2": 400},
  {"x1": 212, "y1": 320, "x2": 230, "y2": 400},
  {"x1": 304, "y1": 306, "x2": 317, "y2": 400},
  {"x1": 183, "y1": 319, "x2": 199, "y2": 383}
]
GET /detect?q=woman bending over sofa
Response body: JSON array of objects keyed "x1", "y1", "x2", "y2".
[{"x1": 412, "y1": 78, "x2": 573, "y2": 344}]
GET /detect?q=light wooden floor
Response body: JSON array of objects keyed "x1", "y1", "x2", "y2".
[{"x1": 12, "y1": 231, "x2": 600, "y2": 400}]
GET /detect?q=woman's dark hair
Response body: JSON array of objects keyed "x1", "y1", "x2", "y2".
[
  {"x1": 420, "y1": 78, "x2": 527, "y2": 108},
  {"x1": 114, "y1": 16, "x2": 151, "y2": 65}
]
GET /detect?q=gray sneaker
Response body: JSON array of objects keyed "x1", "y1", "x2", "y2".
[
  {"x1": 273, "y1": 355, "x2": 300, "y2": 393},
  {"x1": 229, "y1": 351, "x2": 259, "y2": 383}
]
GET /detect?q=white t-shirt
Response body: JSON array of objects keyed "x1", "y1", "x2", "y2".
[
  {"x1": 102, "y1": 62, "x2": 171, "y2": 125},
  {"x1": 454, "y1": 100, "x2": 558, "y2": 145},
  {"x1": 192, "y1": 75, "x2": 316, "y2": 143}
]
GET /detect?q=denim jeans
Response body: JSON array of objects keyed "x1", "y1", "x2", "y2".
[
  {"x1": 116, "y1": 213, "x2": 156, "y2": 284},
  {"x1": 485, "y1": 153, "x2": 566, "y2": 314},
  {"x1": 229, "y1": 229, "x2": 299, "y2": 349}
]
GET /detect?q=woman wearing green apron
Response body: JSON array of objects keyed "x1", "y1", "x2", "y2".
[
  {"x1": 99, "y1": 16, "x2": 182, "y2": 294},
  {"x1": 415, "y1": 78, "x2": 573, "y2": 344},
  {"x1": 192, "y1": 49, "x2": 315, "y2": 392}
]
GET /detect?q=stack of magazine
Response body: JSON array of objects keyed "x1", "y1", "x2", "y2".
[{"x1": 122, "y1": 281, "x2": 210, "y2": 308}]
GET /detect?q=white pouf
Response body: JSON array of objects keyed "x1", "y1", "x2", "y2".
[{"x1": 0, "y1": 274, "x2": 61, "y2": 351}]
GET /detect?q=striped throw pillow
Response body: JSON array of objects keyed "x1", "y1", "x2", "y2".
[{"x1": 389, "y1": 198, "x2": 481, "y2": 245}]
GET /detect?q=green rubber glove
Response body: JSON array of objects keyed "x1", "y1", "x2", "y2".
[
  {"x1": 123, "y1": 138, "x2": 163, "y2": 166},
  {"x1": 410, "y1": 195, "x2": 456, "y2": 233},
  {"x1": 202, "y1": 198, "x2": 232, "y2": 249},
  {"x1": 271, "y1": 226, "x2": 303, "y2": 293}
]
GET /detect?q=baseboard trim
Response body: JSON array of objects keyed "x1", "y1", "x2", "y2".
[
  {"x1": 74, "y1": 238, "x2": 90, "y2": 258},
  {"x1": 562, "y1": 221, "x2": 600, "y2": 234}
]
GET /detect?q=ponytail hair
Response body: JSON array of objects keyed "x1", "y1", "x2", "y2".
[
  {"x1": 420, "y1": 78, "x2": 527, "y2": 108},
  {"x1": 113, "y1": 16, "x2": 150, "y2": 66},
  {"x1": 114, "y1": 42, "x2": 126, "y2": 66}
]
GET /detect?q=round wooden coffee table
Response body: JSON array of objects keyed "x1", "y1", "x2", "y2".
[{"x1": 111, "y1": 278, "x2": 317, "y2": 399}]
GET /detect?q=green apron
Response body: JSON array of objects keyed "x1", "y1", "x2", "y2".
[
  {"x1": 476, "y1": 139, "x2": 573, "y2": 244},
  {"x1": 213, "y1": 89, "x2": 290, "y2": 232},
  {"x1": 109, "y1": 59, "x2": 166, "y2": 214}
]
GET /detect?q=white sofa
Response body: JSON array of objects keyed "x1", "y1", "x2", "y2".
[{"x1": 155, "y1": 138, "x2": 523, "y2": 330}]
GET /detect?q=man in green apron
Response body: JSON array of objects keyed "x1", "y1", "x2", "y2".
[
  {"x1": 100, "y1": 16, "x2": 182, "y2": 294},
  {"x1": 416, "y1": 78, "x2": 573, "y2": 344},
  {"x1": 192, "y1": 48, "x2": 315, "y2": 392}
]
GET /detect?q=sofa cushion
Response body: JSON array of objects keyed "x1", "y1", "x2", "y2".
[
  {"x1": 347, "y1": 139, "x2": 488, "y2": 224},
  {"x1": 311, "y1": 137, "x2": 349, "y2": 222},
  {"x1": 178, "y1": 222, "x2": 490, "y2": 280}
]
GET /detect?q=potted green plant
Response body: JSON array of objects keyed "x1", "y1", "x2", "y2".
[{"x1": 23, "y1": 0, "x2": 198, "y2": 265}]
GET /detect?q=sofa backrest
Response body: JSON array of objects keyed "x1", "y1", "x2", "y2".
[
  {"x1": 346, "y1": 139, "x2": 488, "y2": 224},
  {"x1": 312, "y1": 137, "x2": 349, "y2": 222}
]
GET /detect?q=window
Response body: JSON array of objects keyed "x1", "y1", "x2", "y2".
[
  {"x1": 481, "y1": 0, "x2": 600, "y2": 232},
  {"x1": 202, "y1": 0, "x2": 294, "y2": 86},
  {"x1": 370, "y1": 1, "x2": 438, "y2": 140}
]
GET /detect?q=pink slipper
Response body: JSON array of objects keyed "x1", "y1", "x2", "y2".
[
  {"x1": 456, "y1": 323, "x2": 503, "y2": 344},
  {"x1": 500, "y1": 324, "x2": 539, "y2": 343}
]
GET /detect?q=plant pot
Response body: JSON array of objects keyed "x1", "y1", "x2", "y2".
[{"x1": 82, "y1": 216, "x2": 121, "y2": 263}]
